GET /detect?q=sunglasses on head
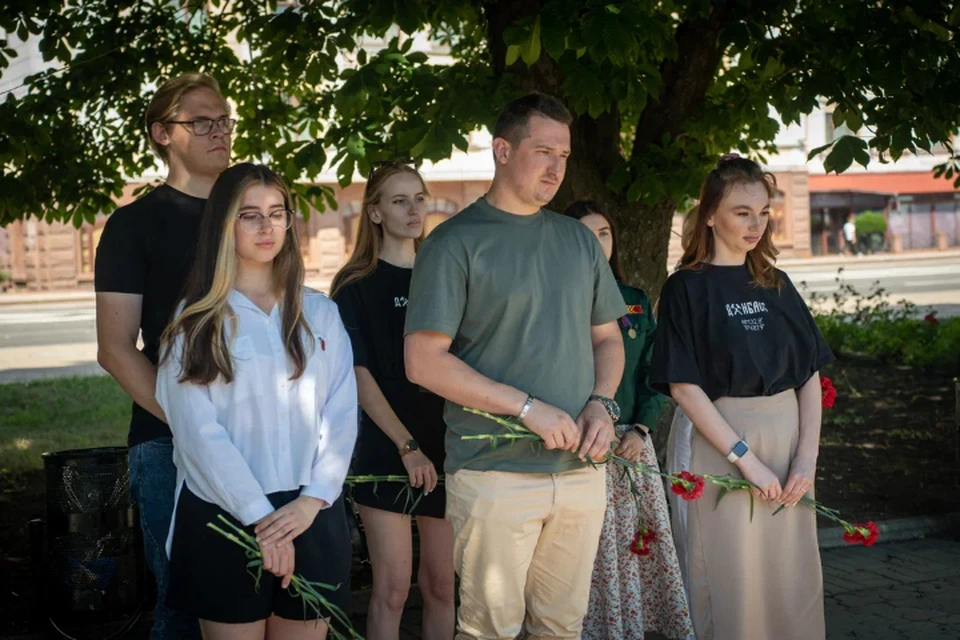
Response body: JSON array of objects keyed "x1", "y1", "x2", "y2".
[{"x1": 367, "y1": 158, "x2": 421, "y2": 180}]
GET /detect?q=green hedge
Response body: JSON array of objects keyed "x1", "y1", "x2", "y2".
[{"x1": 805, "y1": 270, "x2": 959, "y2": 373}]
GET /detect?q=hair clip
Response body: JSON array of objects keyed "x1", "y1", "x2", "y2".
[{"x1": 720, "y1": 153, "x2": 740, "y2": 161}]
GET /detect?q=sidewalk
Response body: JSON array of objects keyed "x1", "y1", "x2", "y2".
[
  {"x1": 0, "y1": 280, "x2": 335, "y2": 306},
  {"x1": 2, "y1": 249, "x2": 958, "y2": 306},
  {"x1": 822, "y1": 536, "x2": 960, "y2": 639},
  {"x1": 778, "y1": 247, "x2": 960, "y2": 269}
]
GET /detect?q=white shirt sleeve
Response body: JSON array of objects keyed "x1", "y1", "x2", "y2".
[
  {"x1": 156, "y1": 335, "x2": 275, "y2": 525},
  {"x1": 300, "y1": 306, "x2": 359, "y2": 506}
]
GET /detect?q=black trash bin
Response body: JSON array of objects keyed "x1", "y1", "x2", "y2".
[{"x1": 41, "y1": 447, "x2": 145, "y2": 637}]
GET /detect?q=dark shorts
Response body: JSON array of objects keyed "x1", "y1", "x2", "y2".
[{"x1": 167, "y1": 485, "x2": 351, "y2": 624}]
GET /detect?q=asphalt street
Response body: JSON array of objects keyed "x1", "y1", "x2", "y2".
[{"x1": 0, "y1": 256, "x2": 957, "y2": 382}]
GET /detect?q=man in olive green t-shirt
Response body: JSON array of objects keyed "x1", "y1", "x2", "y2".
[{"x1": 405, "y1": 94, "x2": 625, "y2": 639}]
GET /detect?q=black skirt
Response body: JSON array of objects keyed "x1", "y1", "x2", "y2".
[
  {"x1": 351, "y1": 381, "x2": 447, "y2": 518},
  {"x1": 167, "y1": 484, "x2": 352, "y2": 624}
]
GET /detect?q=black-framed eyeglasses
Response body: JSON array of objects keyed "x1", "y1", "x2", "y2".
[
  {"x1": 165, "y1": 116, "x2": 237, "y2": 136},
  {"x1": 367, "y1": 158, "x2": 421, "y2": 180},
  {"x1": 236, "y1": 208, "x2": 295, "y2": 233}
]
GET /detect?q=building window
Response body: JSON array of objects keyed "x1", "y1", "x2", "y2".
[
  {"x1": 769, "y1": 190, "x2": 789, "y2": 243},
  {"x1": 824, "y1": 112, "x2": 852, "y2": 143}
]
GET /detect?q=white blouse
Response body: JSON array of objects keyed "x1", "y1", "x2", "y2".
[{"x1": 157, "y1": 289, "x2": 358, "y2": 550}]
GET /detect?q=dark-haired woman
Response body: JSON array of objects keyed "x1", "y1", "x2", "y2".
[
  {"x1": 650, "y1": 155, "x2": 834, "y2": 640},
  {"x1": 331, "y1": 163, "x2": 454, "y2": 640},
  {"x1": 565, "y1": 202, "x2": 694, "y2": 640},
  {"x1": 156, "y1": 163, "x2": 357, "y2": 640}
]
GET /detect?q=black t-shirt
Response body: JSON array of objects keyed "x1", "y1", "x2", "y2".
[
  {"x1": 649, "y1": 264, "x2": 834, "y2": 400},
  {"x1": 94, "y1": 184, "x2": 205, "y2": 447},
  {"x1": 332, "y1": 261, "x2": 446, "y2": 470}
]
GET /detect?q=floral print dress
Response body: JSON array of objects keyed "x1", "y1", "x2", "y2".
[
  {"x1": 582, "y1": 437, "x2": 695, "y2": 640},
  {"x1": 581, "y1": 284, "x2": 695, "y2": 640}
]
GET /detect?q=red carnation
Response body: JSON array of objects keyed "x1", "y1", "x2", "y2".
[
  {"x1": 628, "y1": 527, "x2": 656, "y2": 557},
  {"x1": 924, "y1": 312, "x2": 939, "y2": 325},
  {"x1": 842, "y1": 521, "x2": 880, "y2": 547},
  {"x1": 669, "y1": 471, "x2": 705, "y2": 501},
  {"x1": 821, "y1": 377, "x2": 837, "y2": 409}
]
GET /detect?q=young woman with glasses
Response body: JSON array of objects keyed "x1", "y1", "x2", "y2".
[{"x1": 156, "y1": 163, "x2": 358, "y2": 640}]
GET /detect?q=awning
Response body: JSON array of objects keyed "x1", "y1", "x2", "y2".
[{"x1": 809, "y1": 171, "x2": 958, "y2": 195}]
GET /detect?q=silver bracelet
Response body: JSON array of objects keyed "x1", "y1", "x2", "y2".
[{"x1": 518, "y1": 394, "x2": 535, "y2": 421}]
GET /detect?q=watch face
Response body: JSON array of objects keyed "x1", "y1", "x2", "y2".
[
  {"x1": 407, "y1": 440, "x2": 420, "y2": 452},
  {"x1": 732, "y1": 441, "x2": 749, "y2": 457}
]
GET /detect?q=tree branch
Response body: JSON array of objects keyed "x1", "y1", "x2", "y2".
[{"x1": 630, "y1": 4, "x2": 729, "y2": 161}]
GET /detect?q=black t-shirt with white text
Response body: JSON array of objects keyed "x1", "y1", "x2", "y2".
[
  {"x1": 332, "y1": 261, "x2": 446, "y2": 473},
  {"x1": 94, "y1": 184, "x2": 205, "y2": 447},
  {"x1": 649, "y1": 264, "x2": 834, "y2": 400}
]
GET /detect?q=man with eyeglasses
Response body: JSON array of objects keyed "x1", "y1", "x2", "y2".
[{"x1": 94, "y1": 72, "x2": 232, "y2": 640}]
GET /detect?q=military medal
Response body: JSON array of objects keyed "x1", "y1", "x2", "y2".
[{"x1": 621, "y1": 304, "x2": 642, "y2": 339}]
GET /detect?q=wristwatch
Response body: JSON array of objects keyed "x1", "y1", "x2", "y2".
[
  {"x1": 615, "y1": 423, "x2": 649, "y2": 439},
  {"x1": 726, "y1": 440, "x2": 749, "y2": 463},
  {"x1": 588, "y1": 394, "x2": 621, "y2": 422},
  {"x1": 399, "y1": 439, "x2": 420, "y2": 457}
]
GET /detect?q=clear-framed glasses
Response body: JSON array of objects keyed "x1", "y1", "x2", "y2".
[
  {"x1": 165, "y1": 116, "x2": 237, "y2": 136},
  {"x1": 236, "y1": 208, "x2": 295, "y2": 233}
]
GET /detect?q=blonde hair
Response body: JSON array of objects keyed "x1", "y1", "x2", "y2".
[
  {"x1": 145, "y1": 73, "x2": 227, "y2": 162},
  {"x1": 161, "y1": 164, "x2": 310, "y2": 385},
  {"x1": 330, "y1": 163, "x2": 428, "y2": 297}
]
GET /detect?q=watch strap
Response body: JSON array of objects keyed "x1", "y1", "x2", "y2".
[
  {"x1": 726, "y1": 440, "x2": 749, "y2": 463},
  {"x1": 518, "y1": 394, "x2": 536, "y2": 422}
]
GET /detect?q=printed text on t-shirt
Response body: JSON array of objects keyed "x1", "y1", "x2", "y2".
[{"x1": 726, "y1": 301, "x2": 768, "y2": 332}]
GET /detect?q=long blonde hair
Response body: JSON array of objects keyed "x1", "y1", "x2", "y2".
[
  {"x1": 330, "y1": 163, "x2": 428, "y2": 297},
  {"x1": 679, "y1": 156, "x2": 781, "y2": 289},
  {"x1": 161, "y1": 163, "x2": 310, "y2": 384}
]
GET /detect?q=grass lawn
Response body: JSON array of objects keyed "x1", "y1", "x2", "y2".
[{"x1": 0, "y1": 375, "x2": 130, "y2": 476}]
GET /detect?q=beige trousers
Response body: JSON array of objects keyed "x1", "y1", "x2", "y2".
[{"x1": 446, "y1": 467, "x2": 607, "y2": 640}]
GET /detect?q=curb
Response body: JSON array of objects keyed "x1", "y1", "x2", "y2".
[
  {"x1": 779, "y1": 252, "x2": 960, "y2": 271},
  {"x1": 0, "y1": 282, "x2": 333, "y2": 306},
  {"x1": 0, "y1": 291, "x2": 95, "y2": 306},
  {"x1": 818, "y1": 511, "x2": 960, "y2": 550}
]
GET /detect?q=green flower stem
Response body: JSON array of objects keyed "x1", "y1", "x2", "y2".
[
  {"x1": 463, "y1": 406, "x2": 864, "y2": 532},
  {"x1": 345, "y1": 474, "x2": 445, "y2": 485},
  {"x1": 460, "y1": 433, "x2": 541, "y2": 442},
  {"x1": 207, "y1": 515, "x2": 363, "y2": 640}
]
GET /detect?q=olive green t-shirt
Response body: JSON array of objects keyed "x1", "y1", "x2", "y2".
[{"x1": 404, "y1": 197, "x2": 625, "y2": 474}]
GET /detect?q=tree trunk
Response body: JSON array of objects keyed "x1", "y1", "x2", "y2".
[
  {"x1": 484, "y1": 0, "x2": 725, "y2": 299},
  {"x1": 553, "y1": 111, "x2": 677, "y2": 297}
]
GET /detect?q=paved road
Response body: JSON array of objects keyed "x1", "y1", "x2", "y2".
[{"x1": 0, "y1": 257, "x2": 958, "y2": 382}]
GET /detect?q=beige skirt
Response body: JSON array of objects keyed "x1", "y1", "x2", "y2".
[{"x1": 670, "y1": 391, "x2": 825, "y2": 640}]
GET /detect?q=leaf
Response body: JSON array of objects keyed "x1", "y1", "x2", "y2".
[
  {"x1": 823, "y1": 135, "x2": 867, "y2": 174},
  {"x1": 749, "y1": 493, "x2": 755, "y2": 522},
  {"x1": 519, "y1": 16, "x2": 542, "y2": 66},
  {"x1": 406, "y1": 51, "x2": 428, "y2": 64},
  {"x1": 505, "y1": 44, "x2": 521, "y2": 66},
  {"x1": 714, "y1": 486, "x2": 730, "y2": 509},
  {"x1": 394, "y1": 0, "x2": 422, "y2": 35},
  {"x1": 772, "y1": 504, "x2": 787, "y2": 517},
  {"x1": 806, "y1": 142, "x2": 834, "y2": 161}
]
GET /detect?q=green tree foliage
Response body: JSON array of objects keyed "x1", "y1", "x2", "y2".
[{"x1": 2, "y1": 0, "x2": 959, "y2": 292}]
